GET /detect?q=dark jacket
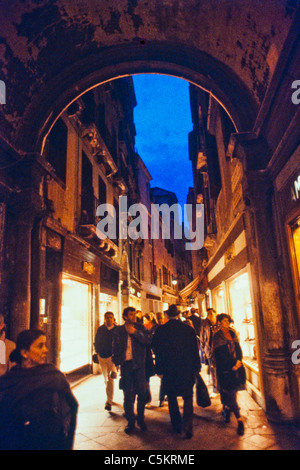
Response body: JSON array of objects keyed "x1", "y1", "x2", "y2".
[
  {"x1": 112, "y1": 322, "x2": 152, "y2": 370},
  {"x1": 94, "y1": 324, "x2": 117, "y2": 358},
  {"x1": 188, "y1": 314, "x2": 202, "y2": 337},
  {"x1": 0, "y1": 363, "x2": 78, "y2": 450},
  {"x1": 200, "y1": 318, "x2": 218, "y2": 360},
  {"x1": 213, "y1": 328, "x2": 245, "y2": 391},
  {"x1": 152, "y1": 319, "x2": 201, "y2": 396}
]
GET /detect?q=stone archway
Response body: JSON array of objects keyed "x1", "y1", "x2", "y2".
[
  {"x1": 0, "y1": 0, "x2": 297, "y2": 157},
  {"x1": 0, "y1": 0, "x2": 299, "y2": 425}
]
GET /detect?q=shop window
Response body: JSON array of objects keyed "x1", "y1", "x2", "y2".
[
  {"x1": 291, "y1": 216, "x2": 300, "y2": 289},
  {"x1": 99, "y1": 293, "x2": 118, "y2": 326},
  {"x1": 60, "y1": 276, "x2": 91, "y2": 373},
  {"x1": 214, "y1": 285, "x2": 226, "y2": 313},
  {"x1": 228, "y1": 272, "x2": 257, "y2": 365}
]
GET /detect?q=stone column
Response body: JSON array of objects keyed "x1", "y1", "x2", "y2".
[
  {"x1": 8, "y1": 155, "x2": 48, "y2": 340},
  {"x1": 10, "y1": 211, "x2": 34, "y2": 340},
  {"x1": 243, "y1": 171, "x2": 295, "y2": 422}
]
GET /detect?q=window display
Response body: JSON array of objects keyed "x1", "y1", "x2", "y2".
[
  {"x1": 214, "y1": 285, "x2": 226, "y2": 314},
  {"x1": 228, "y1": 272, "x2": 257, "y2": 366},
  {"x1": 60, "y1": 276, "x2": 91, "y2": 373},
  {"x1": 99, "y1": 292, "x2": 118, "y2": 325},
  {"x1": 291, "y1": 216, "x2": 300, "y2": 289}
]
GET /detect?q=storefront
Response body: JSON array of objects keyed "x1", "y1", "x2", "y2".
[
  {"x1": 210, "y1": 267, "x2": 261, "y2": 404},
  {"x1": 59, "y1": 236, "x2": 100, "y2": 374},
  {"x1": 275, "y1": 147, "x2": 300, "y2": 319},
  {"x1": 207, "y1": 215, "x2": 262, "y2": 405}
]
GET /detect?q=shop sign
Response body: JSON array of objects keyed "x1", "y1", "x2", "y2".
[
  {"x1": 292, "y1": 175, "x2": 300, "y2": 202},
  {"x1": 82, "y1": 261, "x2": 95, "y2": 275},
  {"x1": 224, "y1": 244, "x2": 235, "y2": 265}
]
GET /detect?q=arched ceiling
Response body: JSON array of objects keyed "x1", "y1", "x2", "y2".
[{"x1": 0, "y1": 0, "x2": 297, "y2": 153}]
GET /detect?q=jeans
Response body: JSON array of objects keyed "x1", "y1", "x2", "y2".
[
  {"x1": 220, "y1": 388, "x2": 241, "y2": 419},
  {"x1": 121, "y1": 360, "x2": 147, "y2": 426}
]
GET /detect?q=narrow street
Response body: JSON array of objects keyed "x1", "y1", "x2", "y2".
[
  {"x1": 72, "y1": 374, "x2": 300, "y2": 451},
  {"x1": 1, "y1": 2, "x2": 300, "y2": 450}
]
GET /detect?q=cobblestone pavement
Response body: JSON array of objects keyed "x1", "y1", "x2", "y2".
[{"x1": 72, "y1": 374, "x2": 300, "y2": 451}]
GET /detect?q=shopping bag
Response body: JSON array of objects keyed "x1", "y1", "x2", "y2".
[{"x1": 196, "y1": 373, "x2": 211, "y2": 408}]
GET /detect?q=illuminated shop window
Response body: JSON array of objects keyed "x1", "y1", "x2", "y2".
[
  {"x1": 291, "y1": 217, "x2": 300, "y2": 287},
  {"x1": 214, "y1": 285, "x2": 226, "y2": 314},
  {"x1": 228, "y1": 272, "x2": 256, "y2": 362},
  {"x1": 60, "y1": 276, "x2": 91, "y2": 373}
]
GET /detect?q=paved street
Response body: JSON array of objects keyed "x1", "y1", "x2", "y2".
[{"x1": 72, "y1": 373, "x2": 300, "y2": 451}]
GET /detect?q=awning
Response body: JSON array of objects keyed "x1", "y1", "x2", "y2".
[{"x1": 179, "y1": 275, "x2": 200, "y2": 299}]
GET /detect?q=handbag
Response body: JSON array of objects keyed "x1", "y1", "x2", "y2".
[
  {"x1": 196, "y1": 373, "x2": 211, "y2": 408},
  {"x1": 92, "y1": 353, "x2": 99, "y2": 364},
  {"x1": 236, "y1": 364, "x2": 246, "y2": 390}
]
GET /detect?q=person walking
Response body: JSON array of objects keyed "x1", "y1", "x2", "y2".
[
  {"x1": 0, "y1": 314, "x2": 16, "y2": 376},
  {"x1": 94, "y1": 311, "x2": 118, "y2": 411},
  {"x1": 112, "y1": 307, "x2": 152, "y2": 434},
  {"x1": 142, "y1": 314, "x2": 156, "y2": 407},
  {"x1": 213, "y1": 314, "x2": 246, "y2": 436},
  {"x1": 0, "y1": 329, "x2": 78, "y2": 450},
  {"x1": 152, "y1": 304, "x2": 200, "y2": 439},
  {"x1": 200, "y1": 308, "x2": 218, "y2": 395},
  {"x1": 154, "y1": 311, "x2": 167, "y2": 407},
  {"x1": 184, "y1": 308, "x2": 202, "y2": 338}
]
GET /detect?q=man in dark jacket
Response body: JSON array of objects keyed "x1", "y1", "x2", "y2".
[
  {"x1": 112, "y1": 307, "x2": 152, "y2": 434},
  {"x1": 94, "y1": 311, "x2": 117, "y2": 411},
  {"x1": 152, "y1": 304, "x2": 201, "y2": 439},
  {"x1": 185, "y1": 308, "x2": 202, "y2": 338}
]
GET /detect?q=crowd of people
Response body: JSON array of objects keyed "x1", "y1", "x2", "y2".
[
  {"x1": 0, "y1": 305, "x2": 246, "y2": 450},
  {"x1": 95, "y1": 305, "x2": 246, "y2": 439}
]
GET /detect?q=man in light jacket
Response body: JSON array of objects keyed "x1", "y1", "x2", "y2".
[{"x1": 94, "y1": 311, "x2": 118, "y2": 411}]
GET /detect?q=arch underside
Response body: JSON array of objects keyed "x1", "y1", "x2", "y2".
[
  {"x1": 18, "y1": 43, "x2": 259, "y2": 154},
  {"x1": 0, "y1": 0, "x2": 295, "y2": 155}
]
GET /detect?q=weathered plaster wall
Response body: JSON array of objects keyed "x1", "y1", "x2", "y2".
[{"x1": 0, "y1": 0, "x2": 296, "y2": 151}]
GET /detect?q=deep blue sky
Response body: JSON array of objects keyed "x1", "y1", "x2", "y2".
[{"x1": 132, "y1": 74, "x2": 193, "y2": 209}]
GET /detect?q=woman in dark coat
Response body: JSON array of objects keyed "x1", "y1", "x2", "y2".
[
  {"x1": 0, "y1": 329, "x2": 78, "y2": 450},
  {"x1": 213, "y1": 314, "x2": 246, "y2": 436}
]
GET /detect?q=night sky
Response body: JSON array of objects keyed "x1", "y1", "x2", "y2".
[{"x1": 132, "y1": 74, "x2": 194, "y2": 210}]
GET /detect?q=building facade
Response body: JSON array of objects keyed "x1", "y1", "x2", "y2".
[{"x1": 189, "y1": 62, "x2": 300, "y2": 422}]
